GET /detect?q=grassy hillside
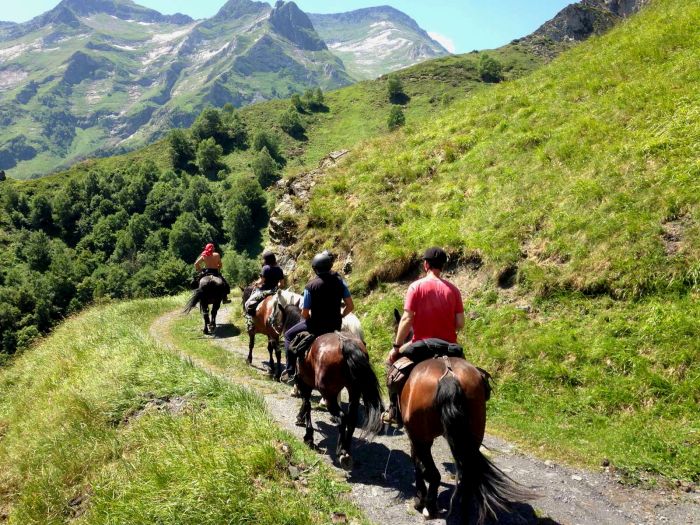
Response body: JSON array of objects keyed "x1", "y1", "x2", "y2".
[
  {"x1": 288, "y1": 0, "x2": 699, "y2": 482},
  {"x1": 0, "y1": 297, "x2": 365, "y2": 524}
]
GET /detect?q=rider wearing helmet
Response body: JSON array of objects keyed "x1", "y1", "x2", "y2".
[
  {"x1": 194, "y1": 243, "x2": 231, "y2": 303},
  {"x1": 281, "y1": 251, "x2": 354, "y2": 383},
  {"x1": 382, "y1": 247, "x2": 465, "y2": 424}
]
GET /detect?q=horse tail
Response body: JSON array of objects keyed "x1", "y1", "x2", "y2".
[
  {"x1": 436, "y1": 373, "x2": 531, "y2": 524},
  {"x1": 341, "y1": 337, "x2": 383, "y2": 437},
  {"x1": 183, "y1": 288, "x2": 203, "y2": 314}
]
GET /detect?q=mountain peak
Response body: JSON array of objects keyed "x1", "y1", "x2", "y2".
[
  {"x1": 269, "y1": 0, "x2": 326, "y2": 51},
  {"x1": 53, "y1": 0, "x2": 193, "y2": 25},
  {"x1": 214, "y1": 0, "x2": 270, "y2": 21}
]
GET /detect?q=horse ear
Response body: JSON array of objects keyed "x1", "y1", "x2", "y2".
[{"x1": 393, "y1": 308, "x2": 401, "y2": 324}]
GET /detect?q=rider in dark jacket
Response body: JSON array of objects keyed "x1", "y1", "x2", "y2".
[{"x1": 281, "y1": 252, "x2": 354, "y2": 383}]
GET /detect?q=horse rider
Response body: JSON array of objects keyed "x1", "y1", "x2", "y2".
[
  {"x1": 280, "y1": 251, "x2": 354, "y2": 384},
  {"x1": 382, "y1": 247, "x2": 465, "y2": 425},
  {"x1": 193, "y1": 243, "x2": 231, "y2": 303},
  {"x1": 244, "y1": 251, "x2": 286, "y2": 318}
]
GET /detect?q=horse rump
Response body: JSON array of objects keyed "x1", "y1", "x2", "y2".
[
  {"x1": 436, "y1": 374, "x2": 534, "y2": 524},
  {"x1": 340, "y1": 336, "x2": 383, "y2": 437}
]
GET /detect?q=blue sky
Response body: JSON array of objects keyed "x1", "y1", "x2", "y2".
[{"x1": 4, "y1": 1, "x2": 574, "y2": 53}]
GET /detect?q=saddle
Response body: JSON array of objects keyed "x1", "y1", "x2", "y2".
[
  {"x1": 386, "y1": 339, "x2": 466, "y2": 395},
  {"x1": 289, "y1": 331, "x2": 316, "y2": 360}
]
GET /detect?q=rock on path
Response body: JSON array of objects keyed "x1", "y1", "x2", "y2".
[{"x1": 150, "y1": 307, "x2": 699, "y2": 525}]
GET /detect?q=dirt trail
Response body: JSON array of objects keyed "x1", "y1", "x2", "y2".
[{"x1": 150, "y1": 308, "x2": 699, "y2": 525}]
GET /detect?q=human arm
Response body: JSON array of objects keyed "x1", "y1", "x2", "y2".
[
  {"x1": 302, "y1": 289, "x2": 311, "y2": 319},
  {"x1": 388, "y1": 310, "x2": 414, "y2": 363},
  {"x1": 341, "y1": 296, "x2": 354, "y2": 317},
  {"x1": 194, "y1": 256, "x2": 204, "y2": 271},
  {"x1": 455, "y1": 312, "x2": 465, "y2": 331}
]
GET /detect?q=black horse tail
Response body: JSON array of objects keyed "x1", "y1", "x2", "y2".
[
  {"x1": 436, "y1": 374, "x2": 532, "y2": 524},
  {"x1": 341, "y1": 337, "x2": 383, "y2": 437},
  {"x1": 183, "y1": 288, "x2": 203, "y2": 314}
]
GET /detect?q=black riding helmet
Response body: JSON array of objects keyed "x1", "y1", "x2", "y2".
[{"x1": 311, "y1": 252, "x2": 333, "y2": 274}]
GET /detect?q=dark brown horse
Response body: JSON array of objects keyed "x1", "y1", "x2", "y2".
[
  {"x1": 184, "y1": 275, "x2": 227, "y2": 334},
  {"x1": 284, "y1": 305, "x2": 383, "y2": 471},
  {"x1": 393, "y1": 312, "x2": 530, "y2": 523},
  {"x1": 242, "y1": 287, "x2": 302, "y2": 379}
]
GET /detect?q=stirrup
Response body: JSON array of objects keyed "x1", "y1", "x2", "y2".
[{"x1": 381, "y1": 406, "x2": 401, "y2": 426}]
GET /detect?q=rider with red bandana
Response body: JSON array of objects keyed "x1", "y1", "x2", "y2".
[
  {"x1": 194, "y1": 243, "x2": 231, "y2": 303},
  {"x1": 281, "y1": 251, "x2": 354, "y2": 384},
  {"x1": 383, "y1": 247, "x2": 465, "y2": 424}
]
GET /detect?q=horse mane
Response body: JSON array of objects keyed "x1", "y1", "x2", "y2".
[
  {"x1": 341, "y1": 313, "x2": 364, "y2": 342},
  {"x1": 282, "y1": 304, "x2": 303, "y2": 331}
]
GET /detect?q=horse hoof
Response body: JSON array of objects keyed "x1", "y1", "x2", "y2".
[
  {"x1": 413, "y1": 498, "x2": 424, "y2": 512},
  {"x1": 246, "y1": 357, "x2": 252, "y2": 365},
  {"x1": 295, "y1": 417, "x2": 306, "y2": 427},
  {"x1": 339, "y1": 453, "x2": 353, "y2": 471},
  {"x1": 422, "y1": 507, "x2": 437, "y2": 520}
]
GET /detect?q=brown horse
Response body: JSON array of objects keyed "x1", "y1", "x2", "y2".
[
  {"x1": 242, "y1": 287, "x2": 303, "y2": 379},
  {"x1": 285, "y1": 305, "x2": 383, "y2": 471},
  {"x1": 394, "y1": 312, "x2": 530, "y2": 523}
]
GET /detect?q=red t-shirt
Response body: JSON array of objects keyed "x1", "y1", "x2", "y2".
[{"x1": 405, "y1": 276, "x2": 464, "y2": 343}]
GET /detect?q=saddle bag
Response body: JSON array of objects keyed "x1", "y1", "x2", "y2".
[
  {"x1": 387, "y1": 357, "x2": 416, "y2": 395},
  {"x1": 290, "y1": 331, "x2": 316, "y2": 360}
]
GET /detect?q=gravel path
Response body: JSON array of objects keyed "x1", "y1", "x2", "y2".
[{"x1": 150, "y1": 307, "x2": 699, "y2": 525}]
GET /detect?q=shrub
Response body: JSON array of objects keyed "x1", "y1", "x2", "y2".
[
  {"x1": 168, "y1": 129, "x2": 195, "y2": 172},
  {"x1": 387, "y1": 76, "x2": 405, "y2": 103},
  {"x1": 252, "y1": 147, "x2": 280, "y2": 188},
  {"x1": 195, "y1": 138, "x2": 224, "y2": 176},
  {"x1": 279, "y1": 108, "x2": 305, "y2": 138},
  {"x1": 478, "y1": 54, "x2": 503, "y2": 82},
  {"x1": 387, "y1": 106, "x2": 406, "y2": 130}
]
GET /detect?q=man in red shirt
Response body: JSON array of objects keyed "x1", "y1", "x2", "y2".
[{"x1": 383, "y1": 247, "x2": 465, "y2": 423}]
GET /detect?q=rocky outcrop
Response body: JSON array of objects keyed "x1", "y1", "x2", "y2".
[
  {"x1": 518, "y1": 0, "x2": 648, "y2": 58},
  {"x1": 267, "y1": 150, "x2": 350, "y2": 274},
  {"x1": 269, "y1": 1, "x2": 327, "y2": 51}
]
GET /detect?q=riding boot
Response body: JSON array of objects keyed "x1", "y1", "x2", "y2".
[
  {"x1": 382, "y1": 393, "x2": 402, "y2": 427},
  {"x1": 281, "y1": 354, "x2": 297, "y2": 385}
]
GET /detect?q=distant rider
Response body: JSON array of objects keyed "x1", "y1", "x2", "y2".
[
  {"x1": 244, "y1": 251, "x2": 286, "y2": 318},
  {"x1": 194, "y1": 243, "x2": 231, "y2": 304},
  {"x1": 382, "y1": 247, "x2": 465, "y2": 424},
  {"x1": 281, "y1": 251, "x2": 354, "y2": 383}
]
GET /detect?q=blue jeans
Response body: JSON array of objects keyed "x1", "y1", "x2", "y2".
[{"x1": 284, "y1": 320, "x2": 308, "y2": 374}]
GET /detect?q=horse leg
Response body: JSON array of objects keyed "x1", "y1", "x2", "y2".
[
  {"x1": 209, "y1": 302, "x2": 219, "y2": 334},
  {"x1": 274, "y1": 339, "x2": 282, "y2": 381},
  {"x1": 336, "y1": 392, "x2": 359, "y2": 471},
  {"x1": 247, "y1": 333, "x2": 254, "y2": 365},
  {"x1": 296, "y1": 382, "x2": 314, "y2": 445},
  {"x1": 267, "y1": 340, "x2": 275, "y2": 376},
  {"x1": 412, "y1": 441, "x2": 440, "y2": 519},
  {"x1": 201, "y1": 304, "x2": 210, "y2": 335}
]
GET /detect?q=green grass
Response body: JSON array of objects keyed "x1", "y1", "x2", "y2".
[
  {"x1": 0, "y1": 297, "x2": 366, "y2": 524},
  {"x1": 284, "y1": 0, "x2": 700, "y2": 482}
]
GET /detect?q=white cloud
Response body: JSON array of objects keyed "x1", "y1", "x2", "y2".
[{"x1": 428, "y1": 31, "x2": 456, "y2": 53}]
